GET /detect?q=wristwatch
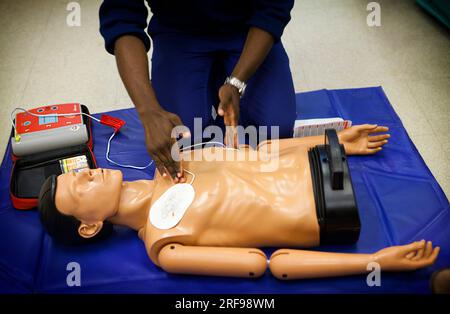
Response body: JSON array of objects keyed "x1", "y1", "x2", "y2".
[{"x1": 224, "y1": 76, "x2": 247, "y2": 98}]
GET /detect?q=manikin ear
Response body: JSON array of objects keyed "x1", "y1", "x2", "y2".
[{"x1": 78, "y1": 221, "x2": 103, "y2": 239}]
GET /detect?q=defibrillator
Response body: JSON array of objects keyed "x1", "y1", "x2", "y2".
[
  {"x1": 9, "y1": 103, "x2": 97, "y2": 210},
  {"x1": 11, "y1": 103, "x2": 89, "y2": 157},
  {"x1": 9, "y1": 102, "x2": 153, "y2": 210}
]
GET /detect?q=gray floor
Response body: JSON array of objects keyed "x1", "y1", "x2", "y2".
[{"x1": 1, "y1": 0, "x2": 449, "y2": 196}]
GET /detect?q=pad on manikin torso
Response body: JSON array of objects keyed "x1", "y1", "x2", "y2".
[{"x1": 149, "y1": 183, "x2": 195, "y2": 230}]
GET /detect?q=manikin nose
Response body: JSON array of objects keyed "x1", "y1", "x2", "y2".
[
  {"x1": 79, "y1": 168, "x2": 103, "y2": 180},
  {"x1": 93, "y1": 169, "x2": 104, "y2": 175},
  {"x1": 87, "y1": 169, "x2": 100, "y2": 178}
]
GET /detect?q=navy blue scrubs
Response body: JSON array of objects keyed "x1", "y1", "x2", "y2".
[{"x1": 100, "y1": 0, "x2": 296, "y2": 141}]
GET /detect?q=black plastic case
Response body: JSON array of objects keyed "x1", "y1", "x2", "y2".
[{"x1": 308, "y1": 129, "x2": 361, "y2": 244}]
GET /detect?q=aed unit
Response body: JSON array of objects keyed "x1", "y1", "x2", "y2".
[{"x1": 11, "y1": 103, "x2": 89, "y2": 157}]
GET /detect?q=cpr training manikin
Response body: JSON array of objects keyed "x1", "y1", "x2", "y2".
[{"x1": 38, "y1": 124, "x2": 439, "y2": 280}]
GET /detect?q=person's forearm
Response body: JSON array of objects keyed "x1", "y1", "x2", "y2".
[
  {"x1": 270, "y1": 249, "x2": 375, "y2": 279},
  {"x1": 231, "y1": 27, "x2": 275, "y2": 82},
  {"x1": 114, "y1": 35, "x2": 161, "y2": 117},
  {"x1": 114, "y1": 36, "x2": 185, "y2": 180}
]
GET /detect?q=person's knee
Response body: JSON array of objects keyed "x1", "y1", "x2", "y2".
[
  {"x1": 257, "y1": 108, "x2": 296, "y2": 140},
  {"x1": 278, "y1": 116, "x2": 296, "y2": 139}
]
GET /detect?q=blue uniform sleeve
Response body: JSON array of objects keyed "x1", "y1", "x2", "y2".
[
  {"x1": 99, "y1": 0, "x2": 150, "y2": 55},
  {"x1": 247, "y1": 0, "x2": 294, "y2": 41}
]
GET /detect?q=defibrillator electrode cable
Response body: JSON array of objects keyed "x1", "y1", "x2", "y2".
[
  {"x1": 183, "y1": 169, "x2": 196, "y2": 185},
  {"x1": 105, "y1": 131, "x2": 153, "y2": 170},
  {"x1": 10, "y1": 108, "x2": 239, "y2": 174}
]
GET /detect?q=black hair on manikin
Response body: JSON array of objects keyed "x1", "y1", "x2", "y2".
[{"x1": 38, "y1": 175, "x2": 113, "y2": 245}]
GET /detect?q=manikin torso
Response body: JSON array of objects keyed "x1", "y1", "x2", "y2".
[{"x1": 141, "y1": 139, "x2": 320, "y2": 266}]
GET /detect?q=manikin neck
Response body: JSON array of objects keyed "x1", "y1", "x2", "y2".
[{"x1": 108, "y1": 180, "x2": 155, "y2": 233}]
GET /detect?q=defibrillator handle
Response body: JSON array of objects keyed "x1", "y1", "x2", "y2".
[{"x1": 324, "y1": 129, "x2": 344, "y2": 190}]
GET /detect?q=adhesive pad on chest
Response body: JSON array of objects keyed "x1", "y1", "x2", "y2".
[{"x1": 150, "y1": 183, "x2": 195, "y2": 230}]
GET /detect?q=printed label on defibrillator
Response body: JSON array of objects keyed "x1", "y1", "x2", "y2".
[
  {"x1": 150, "y1": 183, "x2": 195, "y2": 230},
  {"x1": 59, "y1": 155, "x2": 89, "y2": 173}
]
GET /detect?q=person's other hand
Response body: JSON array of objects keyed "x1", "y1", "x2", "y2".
[
  {"x1": 218, "y1": 84, "x2": 240, "y2": 148},
  {"x1": 373, "y1": 240, "x2": 440, "y2": 271},
  {"x1": 141, "y1": 107, "x2": 186, "y2": 183},
  {"x1": 338, "y1": 124, "x2": 390, "y2": 155}
]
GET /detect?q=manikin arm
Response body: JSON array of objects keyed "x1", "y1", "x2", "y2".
[
  {"x1": 270, "y1": 240, "x2": 440, "y2": 280},
  {"x1": 158, "y1": 244, "x2": 267, "y2": 278},
  {"x1": 158, "y1": 241, "x2": 438, "y2": 279},
  {"x1": 269, "y1": 124, "x2": 390, "y2": 155}
]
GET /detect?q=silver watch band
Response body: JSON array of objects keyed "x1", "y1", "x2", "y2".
[{"x1": 224, "y1": 76, "x2": 247, "y2": 98}]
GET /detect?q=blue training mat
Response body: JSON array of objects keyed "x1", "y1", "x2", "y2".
[{"x1": 0, "y1": 87, "x2": 448, "y2": 293}]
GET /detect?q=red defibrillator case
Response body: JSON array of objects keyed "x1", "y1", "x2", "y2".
[{"x1": 9, "y1": 103, "x2": 97, "y2": 210}]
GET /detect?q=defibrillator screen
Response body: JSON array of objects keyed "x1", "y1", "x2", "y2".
[{"x1": 38, "y1": 115, "x2": 58, "y2": 125}]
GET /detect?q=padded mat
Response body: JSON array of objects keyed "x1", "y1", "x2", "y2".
[{"x1": 0, "y1": 87, "x2": 448, "y2": 293}]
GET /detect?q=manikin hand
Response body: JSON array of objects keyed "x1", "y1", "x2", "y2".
[
  {"x1": 218, "y1": 84, "x2": 240, "y2": 148},
  {"x1": 338, "y1": 124, "x2": 390, "y2": 155},
  {"x1": 373, "y1": 240, "x2": 440, "y2": 271}
]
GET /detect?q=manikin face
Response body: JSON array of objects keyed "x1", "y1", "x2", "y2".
[{"x1": 55, "y1": 168, "x2": 123, "y2": 225}]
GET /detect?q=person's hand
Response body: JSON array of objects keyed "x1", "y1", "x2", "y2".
[
  {"x1": 338, "y1": 124, "x2": 390, "y2": 155},
  {"x1": 373, "y1": 240, "x2": 440, "y2": 271},
  {"x1": 141, "y1": 107, "x2": 186, "y2": 183},
  {"x1": 218, "y1": 84, "x2": 240, "y2": 148}
]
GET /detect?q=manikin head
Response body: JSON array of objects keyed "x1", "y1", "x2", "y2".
[{"x1": 38, "y1": 168, "x2": 123, "y2": 245}]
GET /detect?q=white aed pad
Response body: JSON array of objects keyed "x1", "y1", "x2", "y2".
[{"x1": 150, "y1": 183, "x2": 195, "y2": 230}]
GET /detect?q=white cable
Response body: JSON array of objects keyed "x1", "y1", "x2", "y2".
[
  {"x1": 178, "y1": 141, "x2": 240, "y2": 185},
  {"x1": 106, "y1": 131, "x2": 153, "y2": 170},
  {"x1": 179, "y1": 141, "x2": 239, "y2": 152},
  {"x1": 183, "y1": 169, "x2": 196, "y2": 185}
]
